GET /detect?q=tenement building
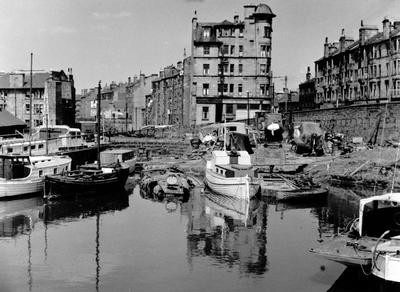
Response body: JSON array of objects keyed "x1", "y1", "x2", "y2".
[
  {"x1": 149, "y1": 62, "x2": 186, "y2": 126},
  {"x1": 315, "y1": 19, "x2": 400, "y2": 108},
  {"x1": 0, "y1": 69, "x2": 75, "y2": 128},
  {"x1": 298, "y1": 67, "x2": 317, "y2": 111},
  {"x1": 190, "y1": 3, "x2": 275, "y2": 125}
]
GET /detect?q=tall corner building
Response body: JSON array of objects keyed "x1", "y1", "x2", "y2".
[{"x1": 190, "y1": 3, "x2": 275, "y2": 126}]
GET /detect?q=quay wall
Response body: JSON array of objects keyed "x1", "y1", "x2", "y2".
[{"x1": 286, "y1": 103, "x2": 400, "y2": 143}]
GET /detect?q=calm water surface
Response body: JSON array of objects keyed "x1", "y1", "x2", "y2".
[{"x1": 0, "y1": 182, "x2": 394, "y2": 292}]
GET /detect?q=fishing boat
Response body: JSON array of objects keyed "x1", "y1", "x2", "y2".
[
  {"x1": 0, "y1": 155, "x2": 71, "y2": 199},
  {"x1": 310, "y1": 192, "x2": 400, "y2": 269},
  {"x1": 204, "y1": 150, "x2": 260, "y2": 200},
  {"x1": 44, "y1": 81, "x2": 129, "y2": 200}
]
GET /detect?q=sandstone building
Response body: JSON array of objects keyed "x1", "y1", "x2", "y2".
[
  {"x1": 190, "y1": 3, "x2": 275, "y2": 125},
  {"x1": 315, "y1": 19, "x2": 400, "y2": 108},
  {"x1": 0, "y1": 69, "x2": 75, "y2": 128}
]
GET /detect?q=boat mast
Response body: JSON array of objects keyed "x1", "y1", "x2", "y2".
[
  {"x1": 29, "y1": 53, "x2": 33, "y2": 156},
  {"x1": 97, "y1": 81, "x2": 101, "y2": 169}
]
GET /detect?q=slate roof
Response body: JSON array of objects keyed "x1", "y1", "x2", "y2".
[
  {"x1": 0, "y1": 110, "x2": 26, "y2": 127},
  {"x1": 0, "y1": 72, "x2": 51, "y2": 89}
]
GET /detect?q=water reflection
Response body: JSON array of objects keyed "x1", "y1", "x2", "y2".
[
  {"x1": 186, "y1": 189, "x2": 268, "y2": 275},
  {"x1": 0, "y1": 197, "x2": 43, "y2": 238},
  {"x1": 40, "y1": 191, "x2": 129, "y2": 223}
]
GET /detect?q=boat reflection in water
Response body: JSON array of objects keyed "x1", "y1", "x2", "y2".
[
  {"x1": 40, "y1": 190, "x2": 129, "y2": 222},
  {"x1": 0, "y1": 197, "x2": 43, "y2": 238},
  {"x1": 186, "y1": 189, "x2": 268, "y2": 275}
]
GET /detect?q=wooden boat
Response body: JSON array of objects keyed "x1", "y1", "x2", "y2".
[
  {"x1": 44, "y1": 163, "x2": 129, "y2": 200},
  {"x1": 44, "y1": 81, "x2": 129, "y2": 200},
  {"x1": 0, "y1": 155, "x2": 71, "y2": 199},
  {"x1": 204, "y1": 150, "x2": 260, "y2": 200},
  {"x1": 310, "y1": 192, "x2": 400, "y2": 269},
  {"x1": 140, "y1": 167, "x2": 193, "y2": 199},
  {"x1": 100, "y1": 149, "x2": 137, "y2": 174},
  {"x1": 276, "y1": 186, "x2": 328, "y2": 201}
]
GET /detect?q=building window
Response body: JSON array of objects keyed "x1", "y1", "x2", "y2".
[
  {"x1": 239, "y1": 28, "x2": 243, "y2": 37},
  {"x1": 230, "y1": 45, "x2": 235, "y2": 55},
  {"x1": 230, "y1": 64, "x2": 234, "y2": 74},
  {"x1": 34, "y1": 104, "x2": 43, "y2": 114},
  {"x1": 221, "y1": 45, "x2": 229, "y2": 55},
  {"x1": 39, "y1": 170, "x2": 43, "y2": 176},
  {"x1": 203, "y1": 28, "x2": 210, "y2": 38},
  {"x1": 260, "y1": 64, "x2": 267, "y2": 74},
  {"x1": 202, "y1": 84, "x2": 209, "y2": 96},
  {"x1": 202, "y1": 106, "x2": 209, "y2": 120},
  {"x1": 264, "y1": 27, "x2": 270, "y2": 38},
  {"x1": 238, "y1": 84, "x2": 243, "y2": 95},
  {"x1": 203, "y1": 46, "x2": 210, "y2": 55},
  {"x1": 203, "y1": 64, "x2": 210, "y2": 75},
  {"x1": 226, "y1": 104, "x2": 233, "y2": 114},
  {"x1": 239, "y1": 64, "x2": 243, "y2": 74},
  {"x1": 237, "y1": 104, "x2": 247, "y2": 110},
  {"x1": 260, "y1": 84, "x2": 266, "y2": 95},
  {"x1": 25, "y1": 104, "x2": 30, "y2": 114},
  {"x1": 260, "y1": 45, "x2": 266, "y2": 57},
  {"x1": 223, "y1": 64, "x2": 228, "y2": 73},
  {"x1": 223, "y1": 84, "x2": 228, "y2": 93},
  {"x1": 229, "y1": 84, "x2": 234, "y2": 93},
  {"x1": 239, "y1": 45, "x2": 243, "y2": 57}
]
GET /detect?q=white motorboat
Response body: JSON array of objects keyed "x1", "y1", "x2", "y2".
[
  {"x1": 0, "y1": 155, "x2": 71, "y2": 198},
  {"x1": 205, "y1": 150, "x2": 260, "y2": 200}
]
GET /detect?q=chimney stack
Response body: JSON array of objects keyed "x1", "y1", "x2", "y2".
[
  {"x1": 324, "y1": 37, "x2": 329, "y2": 57},
  {"x1": 234, "y1": 14, "x2": 239, "y2": 24},
  {"x1": 383, "y1": 18, "x2": 391, "y2": 39},
  {"x1": 306, "y1": 66, "x2": 311, "y2": 81}
]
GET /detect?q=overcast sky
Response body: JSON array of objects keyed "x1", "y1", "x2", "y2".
[{"x1": 0, "y1": 0, "x2": 398, "y2": 92}]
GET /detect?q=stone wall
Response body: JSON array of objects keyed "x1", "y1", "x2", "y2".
[{"x1": 288, "y1": 103, "x2": 400, "y2": 143}]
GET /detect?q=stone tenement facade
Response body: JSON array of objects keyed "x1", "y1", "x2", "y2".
[
  {"x1": 126, "y1": 73, "x2": 157, "y2": 130},
  {"x1": 149, "y1": 62, "x2": 185, "y2": 126},
  {"x1": 190, "y1": 3, "x2": 275, "y2": 125},
  {"x1": 0, "y1": 69, "x2": 75, "y2": 128},
  {"x1": 315, "y1": 19, "x2": 400, "y2": 108},
  {"x1": 290, "y1": 103, "x2": 400, "y2": 143}
]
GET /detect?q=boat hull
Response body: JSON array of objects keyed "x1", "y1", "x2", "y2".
[
  {"x1": 0, "y1": 178, "x2": 43, "y2": 199},
  {"x1": 44, "y1": 168, "x2": 129, "y2": 200},
  {"x1": 204, "y1": 168, "x2": 259, "y2": 199},
  {"x1": 276, "y1": 187, "x2": 328, "y2": 201}
]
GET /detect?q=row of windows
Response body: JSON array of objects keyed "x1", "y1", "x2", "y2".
[
  {"x1": 25, "y1": 104, "x2": 44, "y2": 114},
  {"x1": 201, "y1": 103, "x2": 265, "y2": 120},
  {"x1": 203, "y1": 45, "x2": 270, "y2": 57},
  {"x1": 203, "y1": 26, "x2": 271, "y2": 39},
  {"x1": 202, "y1": 63, "x2": 269, "y2": 75},
  {"x1": 202, "y1": 83, "x2": 269, "y2": 96}
]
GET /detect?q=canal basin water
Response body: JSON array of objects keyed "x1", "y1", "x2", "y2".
[{"x1": 0, "y1": 184, "x2": 396, "y2": 292}]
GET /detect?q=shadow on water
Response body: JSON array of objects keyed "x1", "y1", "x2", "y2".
[
  {"x1": 327, "y1": 267, "x2": 400, "y2": 292},
  {"x1": 186, "y1": 189, "x2": 268, "y2": 275}
]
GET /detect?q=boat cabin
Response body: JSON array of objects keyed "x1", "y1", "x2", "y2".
[
  {"x1": 212, "y1": 150, "x2": 257, "y2": 178},
  {"x1": 0, "y1": 155, "x2": 31, "y2": 179},
  {"x1": 100, "y1": 149, "x2": 135, "y2": 165},
  {"x1": 358, "y1": 193, "x2": 400, "y2": 238}
]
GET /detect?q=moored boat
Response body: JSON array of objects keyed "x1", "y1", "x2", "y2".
[
  {"x1": 0, "y1": 155, "x2": 71, "y2": 199},
  {"x1": 44, "y1": 163, "x2": 129, "y2": 200},
  {"x1": 310, "y1": 192, "x2": 400, "y2": 270},
  {"x1": 204, "y1": 150, "x2": 260, "y2": 200}
]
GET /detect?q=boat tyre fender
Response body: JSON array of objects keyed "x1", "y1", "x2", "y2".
[
  {"x1": 153, "y1": 184, "x2": 164, "y2": 199},
  {"x1": 372, "y1": 230, "x2": 390, "y2": 272}
]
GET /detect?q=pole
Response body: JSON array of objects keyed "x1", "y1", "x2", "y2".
[
  {"x1": 247, "y1": 91, "x2": 250, "y2": 125},
  {"x1": 97, "y1": 81, "x2": 101, "y2": 169},
  {"x1": 29, "y1": 53, "x2": 33, "y2": 156}
]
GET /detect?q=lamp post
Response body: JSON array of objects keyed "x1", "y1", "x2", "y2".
[{"x1": 247, "y1": 91, "x2": 250, "y2": 125}]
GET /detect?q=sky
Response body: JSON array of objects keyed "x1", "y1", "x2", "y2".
[{"x1": 0, "y1": 0, "x2": 399, "y2": 92}]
